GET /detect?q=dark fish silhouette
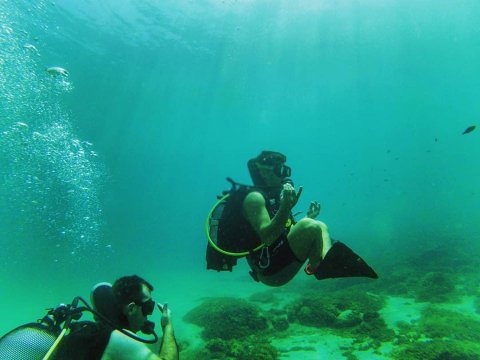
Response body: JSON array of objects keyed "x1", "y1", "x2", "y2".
[{"x1": 462, "y1": 125, "x2": 476, "y2": 134}]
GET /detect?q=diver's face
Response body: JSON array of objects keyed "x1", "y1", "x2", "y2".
[
  {"x1": 126, "y1": 284, "x2": 153, "y2": 333},
  {"x1": 256, "y1": 163, "x2": 283, "y2": 187}
]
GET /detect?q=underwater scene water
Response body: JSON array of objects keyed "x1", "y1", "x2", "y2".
[{"x1": 1, "y1": 0, "x2": 479, "y2": 359}]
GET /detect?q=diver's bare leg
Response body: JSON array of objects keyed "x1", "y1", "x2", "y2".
[{"x1": 287, "y1": 218, "x2": 332, "y2": 269}]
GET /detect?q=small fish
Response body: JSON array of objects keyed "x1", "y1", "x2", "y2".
[
  {"x1": 32, "y1": 131, "x2": 44, "y2": 138},
  {"x1": 462, "y1": 125, "x2": 476, "y2": 134},
  {"x1": 46, "y1": 66, "x2": 69, "y2": 77},
  {"x1": 23, "y1": 44, "x2": 39, "y2": 54},
  {"x1": 2, "y1": 26, "x2": 13, "y2": 35}
]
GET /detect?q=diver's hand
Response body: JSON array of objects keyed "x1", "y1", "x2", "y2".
[
  {"x1": 280, "y1": 183, "x2": 303, "y2": 210},
  {"x1": 307, "y1": 201, "x2": 321, "y2": 219},
  {"x1": 157, "y1": 303, "x2": 178, "y2": 360},
  {"x1": 158, "y1": 303, "x2": 172, "y2": 330}
]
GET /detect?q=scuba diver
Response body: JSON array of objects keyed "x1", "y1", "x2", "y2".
[
  {"x1": 206, "y1": 151, "x2": 378, "y2": 286},
  {"x1": 54, "y1": 275, "x2": 178, "y2": 360},
  {"x1": 0, "y1": 275, "x2": 178, "y2": 360}
]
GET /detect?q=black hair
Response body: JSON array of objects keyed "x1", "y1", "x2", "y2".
[
  {"x1": 112, "y1": 275, "x2": 154, "y2": 307},
  {"x1": 112, "y1": 275, "x2": 154, "y2": 329}
]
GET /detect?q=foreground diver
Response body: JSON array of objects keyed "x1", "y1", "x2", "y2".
[
  {"x1": 53, "y1": 275, "x2": 178, "y2": 360},
  {"x1": 207, "y1": 151, "x2": 378, "y2": 286}
]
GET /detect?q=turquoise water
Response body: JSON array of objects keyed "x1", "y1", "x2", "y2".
[{"x1": 1, "y1": 1, "x2": 479, "y2": 359}]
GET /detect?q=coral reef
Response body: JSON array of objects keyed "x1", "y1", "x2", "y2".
[
  {"x1": 204, "y1": 337, "x2": 278, "y2": 360},
  {"x1": 183, "y1": 297, "x2": 268, "y2": 340},
  {"x1": 270, "y1": 317, "x2": 289, "y2": 332},
  {"x1": 391, "y1": 305, "x2": 480, "y2": 359},
  {"x1": 181, "y1": 333, "x2": 278, "y2": 360},
  {"x1": 418, "y1": 306, "x2": 480, "y2": 342},
  {"x1": 366, "y1": 240, "x2": 479, "y2": 302},
  {"x1": 287, "y1": 290, "x2": 394, "y2": 345},
  {"x1": 392, "y1": 339, "x2": 480, "y2": 360},
  {"x1": 183, "y1": 297, "x2": 277, "y2": 360},
  {"x1": 181, "y1": 241, "x2": 480, "y2": 359},
  {"x1": 414, "y1": 271, "x2": 457, "y2": 303}
]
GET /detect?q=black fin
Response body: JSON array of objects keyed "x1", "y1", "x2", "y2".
[{"x1": 314, "y1": 241, "x2": 378, "y2": 280}]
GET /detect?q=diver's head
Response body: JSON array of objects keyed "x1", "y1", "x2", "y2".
[
  {"x1": 248, "y1": 151, "x2": 292, "y2": 189},
  {"x1": 112, "y1": 275, "x2": 156, "y2": 334}
]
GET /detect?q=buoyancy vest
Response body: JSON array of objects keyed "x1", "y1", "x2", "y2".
[
  {"x1": 53, "y1": 321, "x2": 113, "y2": 360},
  {"x1": 206, "y1": 179, "x2": 294, "y2": 272}
]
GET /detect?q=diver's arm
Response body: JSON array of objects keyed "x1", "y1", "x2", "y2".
[
  {"x1": 158, "y1": 306, "x2": 178, "y2": 360},
  {"x1": 158, "y1": 325, "x2": 177, "y2": 360},
  {"x1": 243, "y1": 191, "x2": 292, "y2": 246}
]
